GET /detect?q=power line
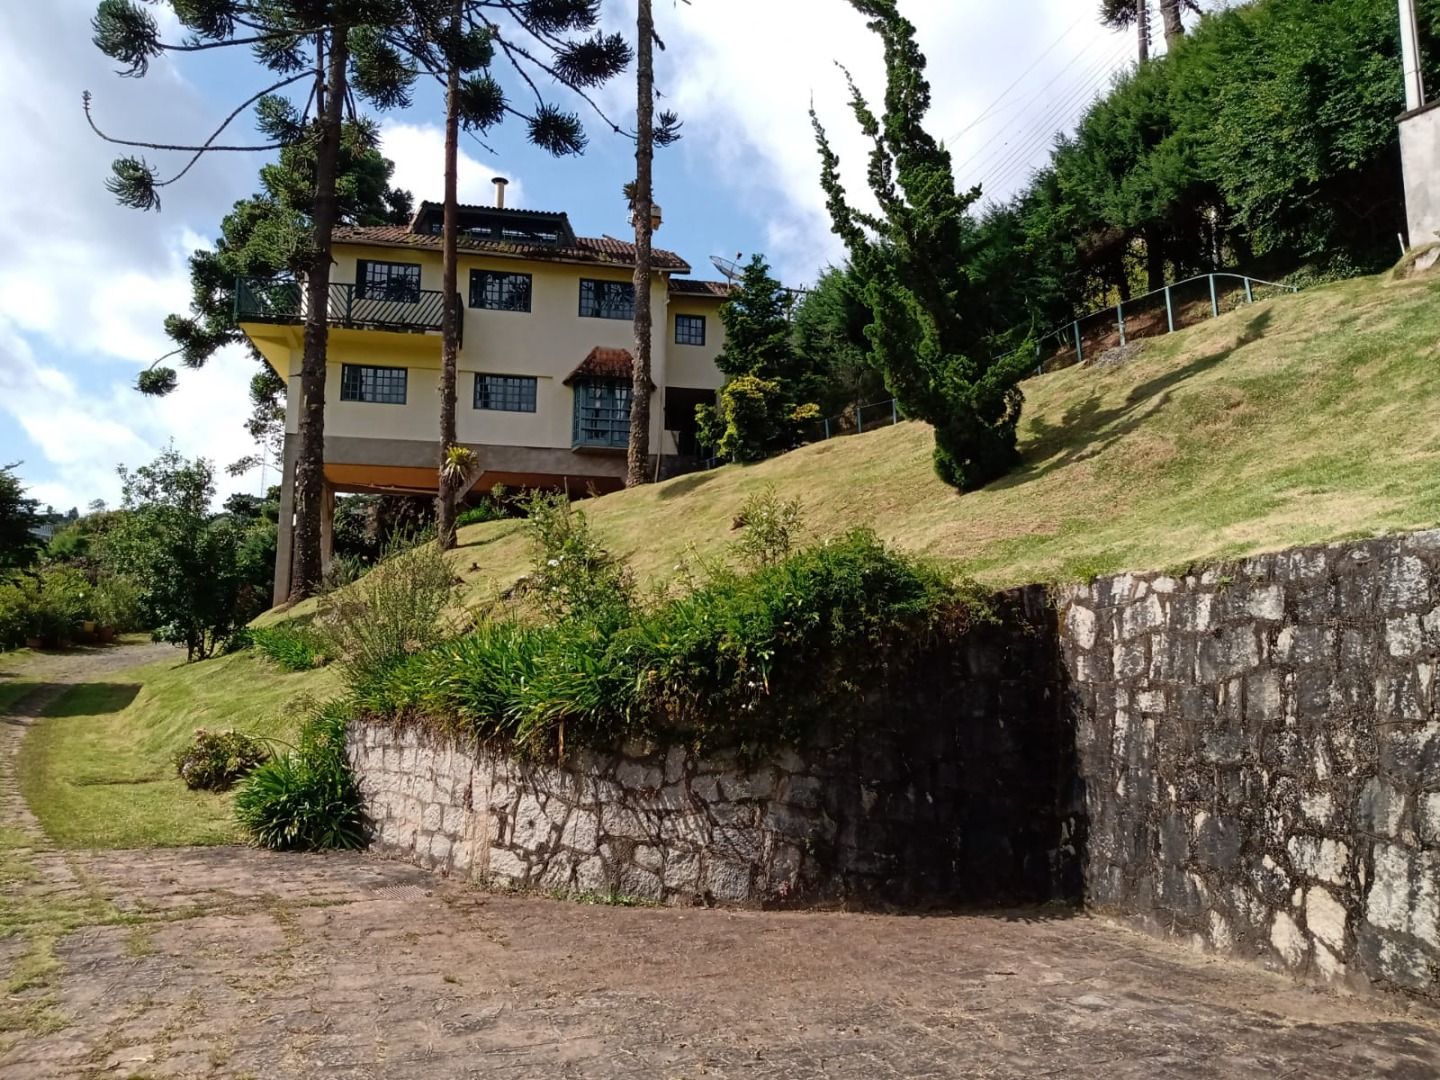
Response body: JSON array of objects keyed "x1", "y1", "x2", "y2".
[
  {"x1": 957, "y1": 39, "x2": 1131, "y2": 187},
  {"x1": 951, "y1": 39, "x2": 1127, "y2": 178},
  {"x1": 976, "y1": 48, "x2": 1133, "y2": 195},
  {"x1": 942, "y1": 11, "x2": 1091, "y2": 148}
]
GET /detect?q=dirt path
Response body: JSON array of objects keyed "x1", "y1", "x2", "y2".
[{"x1": 3, "y1": 647, "x2": 1440, "y2": 1079}]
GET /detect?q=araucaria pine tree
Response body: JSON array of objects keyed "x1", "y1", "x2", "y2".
[
  {"x1": 811, "y1": 0, "x2": 1034, "y2": 491},
  {"x1": 420, "y1": 0, "x2": 635, "y2": 547},
  {"x1": 87, "y1": 0, "x2": 431, "y2": 600}
]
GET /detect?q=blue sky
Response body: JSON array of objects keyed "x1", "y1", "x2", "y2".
[{"x1": 0, "y1": 1, "x2": 1131, "y2": 512}]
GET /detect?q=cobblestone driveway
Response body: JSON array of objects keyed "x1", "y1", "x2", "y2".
[{"x1": 3, "y1": 647, "x2": 1440, "y2": 1079}]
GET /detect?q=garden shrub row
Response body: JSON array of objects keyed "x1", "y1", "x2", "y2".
[{"x1": 352, "y1": 527, "x2": 985, "y2": 756}]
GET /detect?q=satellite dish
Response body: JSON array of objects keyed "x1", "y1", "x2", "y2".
[{"x1": 710, "y1": 253, "x2": 744, "y2": 282}]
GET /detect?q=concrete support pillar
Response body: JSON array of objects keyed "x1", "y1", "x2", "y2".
[
  {"x1": 271, "y1": 432, "x2": 298, "y2": 607},
  {"x1": 1400, "y1": 104, "x2": 1440, "y2": 252},
  {"x1": 320, "y1": 480, "x2": 335, "y2": 579}
]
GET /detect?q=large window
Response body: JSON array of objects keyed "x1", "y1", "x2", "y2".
[
  {"x1": 674, "y1": 313, "x2": 706, "y2": 346},
  {"x1": 340, "y1": 363, "x2": 407, "y2": 404},
  {"x1": 578, "y1": 279, "x2": 635, "y2": 320},
  {"x1": 572, "y1": 377, "x2": 633, "y2": 448},
  {"x1": 355, "y1": 260, "x2": 421, "y2": 303},
  {"x1": 475, "y1": 374, "x2": 537, "y2": 413},
  {"x1": 470, "y1": 270, "x2": 532, "y2": 312}
]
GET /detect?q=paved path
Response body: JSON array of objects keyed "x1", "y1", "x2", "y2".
[{"x1": 2, "y1": 646, "x2": 1440, "y2": 1079}]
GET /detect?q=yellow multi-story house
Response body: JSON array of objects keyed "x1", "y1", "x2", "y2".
[{"x1": 236, "y1": 186, "x2": 729, "y2": 602}]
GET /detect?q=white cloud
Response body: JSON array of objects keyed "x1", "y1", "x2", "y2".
[
  {"x1": 604, "y1": 0, "x2": 1124, "y2": 282},
  {"x1": 379, "y1": 121, "x2": 526, "y2": 209},
  {"x1": 0, "y1": 2, "x2": 272, "y2": 509}
]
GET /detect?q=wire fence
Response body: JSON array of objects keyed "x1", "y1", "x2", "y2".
[
  {"x1": 1015, "y1": 272, "x2": 1299, "y2": 376},
  {"x1": 696, "y1": 270, "x2": 1300, "y2": 470}
]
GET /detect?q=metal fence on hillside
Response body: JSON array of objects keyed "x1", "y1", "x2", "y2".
[
  {"x1": 696, "y1": 270, "x2": 1300, "y2": 469},
  {"x1": 1018, "y1": 272, "x2": 1299, "y2": 375}
]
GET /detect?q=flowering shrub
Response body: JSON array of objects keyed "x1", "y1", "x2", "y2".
[{"x1": 173, "y1": 728, "x2": 269, "y2": 791}]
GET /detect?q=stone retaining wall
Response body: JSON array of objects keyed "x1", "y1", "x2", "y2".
[
  {"x1": 347, "y1": 529, "x2": 1440, "y2": 1000},
  {"x1": 1061, "y1": 531, "x2": 1440, "y2": 998},
  {"x1": 347, "y1": 589, "x2": 1081, "y2": 908}
]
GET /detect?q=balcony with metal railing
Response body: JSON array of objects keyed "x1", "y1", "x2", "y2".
[{"x1": 235, "y1": 277, "x2": 461, "y2": 341}]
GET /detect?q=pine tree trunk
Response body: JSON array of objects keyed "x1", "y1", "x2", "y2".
[
  {"x1": 1136, "y1": 0, "x2": 1150, "y2": 63},
  {"x1": 436, "y1": 0, "x2": 462, "y2": 550},
  {"x1": 1158, "y1": 0, "x2": 1184, "y2": 45},
  {"x1": 626, "y1": 0, "x2": 656, "y2": 488},
  {"x1": 290, "y1": 25, "x2": 349, "y2": 601}
]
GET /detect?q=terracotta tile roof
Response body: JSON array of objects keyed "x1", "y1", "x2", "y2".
[
  {"x1": 668, "y1": 279, "x2": 733, "y2": 298},
  {"x1": 565, "y1": 346, "x2": 636, "y2": 384},
  {"x1": 331, "y1": 224, "x2": 691, "y2": 272}
]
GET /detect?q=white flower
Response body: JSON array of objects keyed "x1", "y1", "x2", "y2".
[{"x1": 548, "y1": 559, "x2": 559, "y2": 567}]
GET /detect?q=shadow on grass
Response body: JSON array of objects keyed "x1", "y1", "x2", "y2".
[
  {"x1": 657, "y1": 470, "x2": 720, "y2": 501},
  {"x1": 1006, "y1": 308, "x2": 1275, "y2": 490},
  {"x1": 1, "y1": 682, "x2": 141, "y2": 724}
]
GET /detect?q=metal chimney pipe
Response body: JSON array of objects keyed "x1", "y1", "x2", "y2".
[
  {"x1": 1400, "y1": 0, "x2": 1426, "y2": 112},
  {"x1": 492, "y1": 176, "x2": 509, "y2": 209}
]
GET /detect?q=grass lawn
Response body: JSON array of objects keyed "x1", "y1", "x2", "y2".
[
  {"x1": 17, "y1": 650, "x2": 336, "y2": 848},
  {"x1": 260, "y1": 268, "x2": 1440, "y2": 631}
]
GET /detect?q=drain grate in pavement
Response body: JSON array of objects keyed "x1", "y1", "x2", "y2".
[{"x1": 369, "y1": 883, "x2": 433, "y2": 901}]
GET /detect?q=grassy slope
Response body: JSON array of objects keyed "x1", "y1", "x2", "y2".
[
  {"x1": 24, "y1": 269, "x2": 1439, "y2": 849},
  {"x1": 17, "y1": 652, "x2": 337, "y2": 848},
  {"x1": 267, "y1": 269, "x2": 1440, "y2": 625}
]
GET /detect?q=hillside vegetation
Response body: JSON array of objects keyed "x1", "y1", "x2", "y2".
[
  {"x1": 16, "y1": 269, "x2": 1439, "y2": 849},
  {"x1": 276, "y1": 268, "x2": 1440, "y2": 621}
]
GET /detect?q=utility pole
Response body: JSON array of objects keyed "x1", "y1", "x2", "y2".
[
  {"x1": 1137, "y1": 0, "x2": 1150, "y2": 64},
  {"x1": 1399, "y1": 0, "x2": 1426, "y2": 111}
]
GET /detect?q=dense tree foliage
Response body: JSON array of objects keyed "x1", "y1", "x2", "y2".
[
  {"x1": 99, "y1": 450, "x2": 267, "y2": 659},
  {"x1": 812, "y1": 0, "x2": 1034, "y2": 490},
  {"x1": 974, "y1": 0, "x2": 1440, "y2": 336},
  {"x1": 0, "y1": 465, "x2": 41, "y2": 579},
  {"x1": 789, "y1": 268, "x2": 885, "y2": 422},
  {"x1": 697, "y1": 257, "x2": 821, "y2": 462}
]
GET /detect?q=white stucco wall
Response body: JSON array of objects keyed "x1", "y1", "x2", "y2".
[{"x1": 1400, "y1": 103, "x2": 1440, "y2": 249}]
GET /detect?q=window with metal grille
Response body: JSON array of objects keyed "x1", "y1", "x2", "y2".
[
  {"x1": 355, "y1": 260, "x2": 421, "y2": 303},
  {"x1": 340, "y1": 363, "x2": 408, "y2": 404},
  {"x1": 469, "y1": 270, "x2": 533, "y2": 312},
  {"x1": 674, "y1": 314, "x2": 706, "y2": 346},
  {"x1": 475, "y1": 374, "x2": 537, "y2": 413},
  {"x1": 571, "y1": 377, "x2": 632, "y2": 448},
  {"x1": 578, "y1": 279, "x2": 635, "y2": 320}
]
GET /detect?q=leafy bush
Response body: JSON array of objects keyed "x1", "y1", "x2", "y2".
[
  {"x1": 358, "y1": 529, "x2": 977, "y2": 756},
  {"x1": 732, "y1": 486, "x2": 804, "y2": 569},
  {"x1": 0, "y1": 583, "x2": 26, "y2": 651},
  {"x1": 0, "y1": 567, "x2": 94, "y2": 647},
  {"x1": 234, "y1": 701, "x2": 365, "y2": 850},
  {"x1": 521, "y1": 492, "x2": 634, "y2": 626},
  {"x1": 173, "y1": 728, "x2": 269, "y2": 791},
  {"x1": 251, "y1": 622, "x2": 332, "y2": 671},
  {"x1": 315, "y1": 538, "x2": 457, "y2": 684},
  {"x1": 456, "y1": 487, "x2": 512, "y2": 528},
  {"x1": 91, "y1": 573, "x2": 143, "y2": 631}
]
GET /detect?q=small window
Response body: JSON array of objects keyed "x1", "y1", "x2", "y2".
[
  {"x1": 475, "y1": 374, "x2": 537, "y2": 413},
  {"x1": 470, "y1": 270, "x2": 533, "y2": 312},
  {"x1": 355, "y1": 260, "x2": 421, "y2": 303},
  {"x1": 579, "y1": 278, "x2": 635, "y2": 320},
  {"x1": 340, "y1": 363, "x2": 407, "y2": 404},
  {"x1": 675, "y1": 314, "x2": 706, "y2": 346}
]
